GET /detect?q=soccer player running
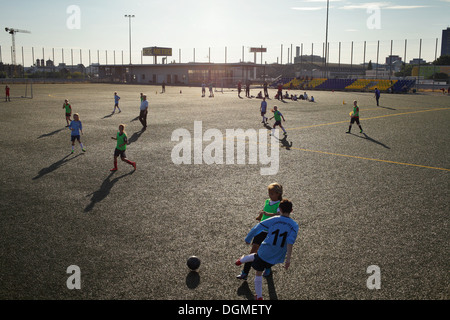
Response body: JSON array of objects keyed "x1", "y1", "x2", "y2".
[
  {"x1": 68, "y1": 113, "x2": 86, "y2": 154},
  {"x1": 235, "y1": 199, "x2": 299, "y2": 300},
  {"x1": 269, "y1": 106, "x2": 287, "y2": 136},
  {"x1": 62, "y1": 99, "x2": 72, "y2": 127},
  {"x1": 110, "y1": 124, "x2": 136, "y2": 172},
  {"x1": 346, "y1": 100, "x2": 363, "y2": 134}
]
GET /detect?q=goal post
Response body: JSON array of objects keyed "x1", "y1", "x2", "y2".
[
  {"x1": 214, "y1": 77, "x2": 249, "y2": 93},
  {"x1": 1, "y1": 78, "x2": 33, "y2": 99}
]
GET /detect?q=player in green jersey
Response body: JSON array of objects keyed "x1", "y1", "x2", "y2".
[
  {"x1": 237, "y1": 183, "x2": 283, "y2": 280},
  {"x1": 110, "y1": 124, "x2": 136, "y2": 172},
  {"x1": 346, "y1": 100, "x2": 363, "y2": 133},
  {"x1": 269, "y1": 106, "x2": 287, "y2": 136},
  {"x1": 62, "y1": 99, "x2": 72, "y2": 127}
]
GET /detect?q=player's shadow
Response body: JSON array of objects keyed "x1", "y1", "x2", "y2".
[
  {"x1": 278, "y1": 136, "x2": 293, "y2": 150},
  {"x1": 130, "y1": 116, "x2": 139, "y2": 122},
  {"x1": 128, "y1": 130, "x2": 145, "y2": 145},
  {"x1": 32, "y1": 153, "x2": 82, "y2": 180},
  {"x1": 185, "y1": 271, "x2": 200, "y2": 289},
  {"x1": 237, "y1": 281, "x2": 255, "y2": 300},
  {"x1": 84, "y1": 170, "x2": 135, "y2": 212},
  {"x1": 349, "y1": 132, "x2": 390, "y2": 149},
  {"x1": 236, "y1": 275, "x2": 278, "y2": 300},
  {"x1": 265, "y1": 274, "x2": 279, "y2": 300},
  {"x1": 377, "y1": 105, "x2": 396, "y2": 110},
  {"x1": 263, "y1": 123, "x2": 272, "y2": 130},
  {"x1": 101, "y1": 112, "x2": 114, "y2": 119},
  {"x1": 37, "y1": 127, "x2": 66, "y2": 139}
]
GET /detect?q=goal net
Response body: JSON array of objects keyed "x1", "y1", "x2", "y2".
[
  {"x1": 1, "y1": 79, "x2": 33, "y2": 99},
  {"x1": 215, "y1": 77, "x2": 246, "y2": 93}
]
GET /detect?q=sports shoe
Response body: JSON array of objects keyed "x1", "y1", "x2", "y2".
[
  {"x1": 71, "y1": 149, "x2": 74, "y2": 154},
  {"x1": 235, "y1": 259, "x2": 242, "y2": 266},
  {"x1": 110, "y1": 168, "x2": 118, "y2": 171},
  {"x1": 82, "y1": 148, "x2": 86, "y2": 152},
  {"x1": 360, "y1": 129, "x2": 363, "y2": 133},
  {"x1": 254, "y1": 295, "x2": 263, "y2": 300},
  {"x1": 346, "y1": 131, "x2": 351, "y2": 134},
  {"x1": 236, "y1": 272, "x2": 248, "y2": 280},
  {"x1": 132, "y1": 162, "x2": 137, "y2": 170},
  {"x1": 263, "y1": 268, "x2": 272, "y2": 277}
]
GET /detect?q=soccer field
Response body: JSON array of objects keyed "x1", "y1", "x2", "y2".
[{"x1": 0, "y1": 83, "x2": 448, "y2": 300}]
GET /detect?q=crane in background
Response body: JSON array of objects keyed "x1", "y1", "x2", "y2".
[{"x1": 5, "y1": 27, "x2": 31, "y2": 65}]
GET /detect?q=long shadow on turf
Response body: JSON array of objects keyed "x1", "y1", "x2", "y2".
[
  {"x1": 32, "y1": 153, "x2": 83, "y2": 180},
  {"x1": 348, "y1": 132, "x2": 390, "y2": 149},
  {"x1": 128, "y1": 130, "x2": 145, "y2": 145},
  {"x1": 37, "y1": 127, "x2": 66, "y2": 139},
  {"x1": 84, "y1": 170, "x2": 135, "y2": 212}
]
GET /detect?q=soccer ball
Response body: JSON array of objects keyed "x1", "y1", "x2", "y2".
[{"x1": 187, "y1": 256, "x2": 201, "y2": 271}]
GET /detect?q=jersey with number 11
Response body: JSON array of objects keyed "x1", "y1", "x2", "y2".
[{"x1": 245, "y1": 215, "x2": 299, "y2": 265}]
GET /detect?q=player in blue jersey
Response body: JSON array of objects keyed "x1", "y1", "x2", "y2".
[
  {"x1": 68, "y1": 113, "x2": 86, "y2": 154},
  {"x1": 235, "y1": 199, "x2": 299, "y2": 300}
]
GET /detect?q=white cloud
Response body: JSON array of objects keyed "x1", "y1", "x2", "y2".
[
  {"x1": 384, "y1": 5, "x2": 431, "y2": 9},
  {"x1": 339, "y1": 2, "x2": 430, "y2": 10},
  {"x1": 339, "y1": 2, "x2": 389, "y2": 10},
  {"x1": 302, "y1": 0, "x2": 342, "y2": 2},
  {"x1": 291, "y1": 6, "x2": 327, "y2": 10}
]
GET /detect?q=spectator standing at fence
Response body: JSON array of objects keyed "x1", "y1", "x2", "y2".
[
  {"x1": 374, "y1": 88, "x2": 381, "y2": 106},
  {"x1": 5, "y1": 85, "x2": 11, "y2": 102}
]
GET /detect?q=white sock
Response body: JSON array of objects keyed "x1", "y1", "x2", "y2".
[
  {"x1": 254, "y1": 276, "x2": 263, "y2": 299},
  {"x1": 71, "y1": 145, "x2": 74, "y2": 151},
  {"x1": 80, "y1": 143, "x2": 84, "y2": 149},
  {"x1": 282, "y1": 127, "x2": 286, "y2": 133},
  {"x1": 240, "y1": 253, "x2": 256, "y2": 264}
]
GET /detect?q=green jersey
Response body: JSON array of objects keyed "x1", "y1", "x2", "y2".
[
  {"x1": 116, "y1": 132, "x2": 127, "y2": 151},
  {"x1": 352, "y1": 106, "x2": 359, "y2": 117},
  {"x1": 274, "y1": 110, "x2": 283, "y2": 121},
  {"x1": 64, "y1": 103, "x2": 71, "y2": 113},
  {"x1": 261, "y1": 199, "x2": 280, "y2": 222}
]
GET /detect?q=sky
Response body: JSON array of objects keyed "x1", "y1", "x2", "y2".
[{"x1": 0, "y1": 0, "x2": 449, "y2": 67}]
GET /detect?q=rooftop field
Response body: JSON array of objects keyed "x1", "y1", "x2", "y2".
[{"x1": 0, "y1": 83, "x2": 448, "y2": 300}]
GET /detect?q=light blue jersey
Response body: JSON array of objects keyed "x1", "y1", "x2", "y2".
[
  {"x1": 114, "y1": 94, "x2": 120, "y2": 103},
  {"x1": 245, "y1": 215, "x2": 299, "y2": 265},
  {"x1": 261, "y1": 100, "x2": 267, "y2": 112},
  {"x1": 69, "y1": 120, "x2": 82, "y2": 136}
]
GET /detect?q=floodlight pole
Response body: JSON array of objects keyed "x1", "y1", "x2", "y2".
[
  {"x1": 324, "y1": 0, "x2": 329, "y2": 79},
  {"x1": 125, "y1": 14, "x2": 135, "y2": 65}
]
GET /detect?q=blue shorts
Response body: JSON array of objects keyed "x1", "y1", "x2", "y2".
[{"x1": 252, "y1": 254, "x2": 273, "y2": 272}]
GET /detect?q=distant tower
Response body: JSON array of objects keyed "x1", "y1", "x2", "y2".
[
  {"x1": 36, "y1": 59, "x2": 40, "y2": 67},
  {"x1": 441, "y1": 27, "x2": 450, "y2": 56}
]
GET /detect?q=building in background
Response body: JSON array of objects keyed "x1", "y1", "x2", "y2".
[{"x1": 441, "y1": 27, "x2": 450, "y2": 56}]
